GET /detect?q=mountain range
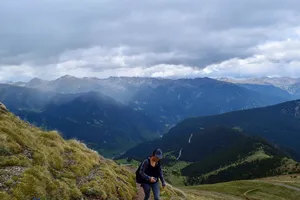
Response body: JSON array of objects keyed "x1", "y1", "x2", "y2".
[
  {"x1": 127, "y1": 78, "x2": 290, "y2": 126},
  {"x1": 11, "y1": 75, "x2": 300, "y2": 100},
  {"x1": 7, "y1": 76, "x2": 293, "y2": 126},
  {"x1": 2, "y1": 76, "x2": 300, "y2": 156}
]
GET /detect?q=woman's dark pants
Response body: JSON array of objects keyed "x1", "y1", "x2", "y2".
[{"x1": 142, "y1": 182, "x2": 160, "y2": 200}]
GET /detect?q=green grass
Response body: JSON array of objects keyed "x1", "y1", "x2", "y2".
[
  {"x1": 285, "y1": 182, "x2": 300, "y2": 188},
  {"x1": 163, "y1": 149, "x2": 278, "y2": 187},
  {"x1": 164, "y1": 161, "x2": 190, "y2": 186},
  {"x1": 245, "y1": 149, "x2": 271, "y2": 162},
  {"x1": 115, "y1": 158, "x2": 140, "y2": 168},
  {"x1": 200, "y1": 149, "x2": 272, "y2": 178},
  {"x1": 183, "y1": 175, "x2": 300, "y2": 200},
  {"x1": 0, "y1": 111, "x2": 137, "y2": 200}
]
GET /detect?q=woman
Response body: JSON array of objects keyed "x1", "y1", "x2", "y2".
[{"x1": 138, "y1": 149, "x2": 166, "y2": 200}]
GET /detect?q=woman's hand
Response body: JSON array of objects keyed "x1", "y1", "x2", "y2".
[{"x1": 150, "y1": 177, "x2": 156, "y2": 183}]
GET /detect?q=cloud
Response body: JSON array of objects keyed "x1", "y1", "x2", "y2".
[
  {"x1": 202, "y1": 33, "x2": 300, "y2": 78},
  {"x1": 1, "y1": 0, "x2": 300, "y2": 81}
]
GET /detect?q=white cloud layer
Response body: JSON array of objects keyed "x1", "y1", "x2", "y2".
[{"x1": 1, "y1": 0, "x2": 300, "y2": 81}]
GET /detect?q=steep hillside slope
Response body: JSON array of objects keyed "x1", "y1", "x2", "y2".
[
  {"x1": 0, "y1": 103, "x2": 136, "y2": 200},
  {"x1": 167, "y1": 99, "x2": 300, "y2": 154},
  {"x1": 238, "y1": 84, "x2": 293, "y2": 100}
]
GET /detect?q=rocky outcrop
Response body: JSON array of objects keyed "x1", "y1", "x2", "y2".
[{"x1": 0, "y1": 102, "x2": 8, "y2": 113}]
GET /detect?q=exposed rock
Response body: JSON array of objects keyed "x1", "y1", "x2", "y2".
[
  {"x1": 0, "y1": 166, "x2": 26, "y2": 191},
  {"x1": 0, "y1": 102, "x2": 8, "y2": 113},
  {"x1": 24, "y1": 149, "x2": 33, "y2": 159},
  {"x1": 0, "y1": 166, "x2": 26, "y2": 181}
]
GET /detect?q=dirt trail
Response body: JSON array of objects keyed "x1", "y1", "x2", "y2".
[
  {"x1": 273, "y1": 183, "x2": 300, "y2": 191},
  {"x1": 185, "y1": 189, "x2": 243, "y2": 200},
  {"x1": 251, "y1": 180, "x2": 300, "y2": 192},
  {"x1": 124, "y1": 166, "x2": 145, "y2": 200},
  {"x1": 134, "y1": 183, "x2": 145, "y2": 200},
  {"x1": 243, "y1": 188, "x2": 260, "y2": 199}
]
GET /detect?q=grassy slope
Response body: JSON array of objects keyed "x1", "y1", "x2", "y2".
[
  {"x1": 0, "y1": 106, "x2": 192, "y2": 200},
  {"x1": 186, "y1": 149, "x2": 300, "y2": 185},
  {"x1": 168, "y1": 99, "x2": 300, "y2": 154},
  {"x1": 0, "y1": 110, "x2": 137, "y2": 200},
  {"x1": 184, "y1": 174, "x2": 300, "y2": 200},
  {"x1": 164, "y1": 161, "x2": 190, "y2": 186}
]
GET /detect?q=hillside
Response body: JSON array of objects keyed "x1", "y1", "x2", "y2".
[
  {"x1": 238, "y1": 84, "x2": 293, "y2": 100},
  {"x1": 0, "y1": 103, "x2": 190, "y2": 200},
  {"x1": 184, "y1": 174, "x2": 300, "y2": 200},
  {"x1": 15, "y1": 92, "x2": 162, "y2": 157},
  {"x1": 120, "y1": 127, "x2": 300, "y2": 185},
  {"x1": 167, "y1": 99, "x2": 300, "y2": 154}
]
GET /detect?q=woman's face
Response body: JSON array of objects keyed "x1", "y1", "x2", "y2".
[{"x1": 152, "y1": 156, "x2": 160, "y2": 162}]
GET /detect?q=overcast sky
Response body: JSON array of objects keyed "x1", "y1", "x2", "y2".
[{"x1": 1, "y1": 0, "x2": 300, "y2": 81}]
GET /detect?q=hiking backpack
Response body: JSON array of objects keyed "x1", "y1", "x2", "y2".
[{"x1": 135, "y1": 159, "x2": 147, "y2": 184}]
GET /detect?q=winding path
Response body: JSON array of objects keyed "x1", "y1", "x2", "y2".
[
  {"x1": 177, "y1": 148, "x2": 183, "y2": 160},
  {"x1": 185, "y1": 189, "x2": 243, "y2": 200},
  {"x1": 272, "y1": 182, "x2": 300, "y2": 192},
  {"x1": 125, "y1": 166, "x2": 145, "y2": 200},
  {"x1": 188, "y1": 133, "x2": 193, "y2": 144}
]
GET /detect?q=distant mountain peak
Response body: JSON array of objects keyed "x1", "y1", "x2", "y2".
[
  {"x1": 28, "y1": 77, "x2": 47, "y2": 83},
  {"x1": 82, "y1": 76, "x2": 100, "y2": 81},
  {"x1": 56, "y1": 74, "x2": 78, "y2": 80},
  {"x1": 26, "y1": 77, "x2": 50, "y2": 88},
  {"x1": 30, "y1": 77, "x2": 43, "y2": 81}
]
